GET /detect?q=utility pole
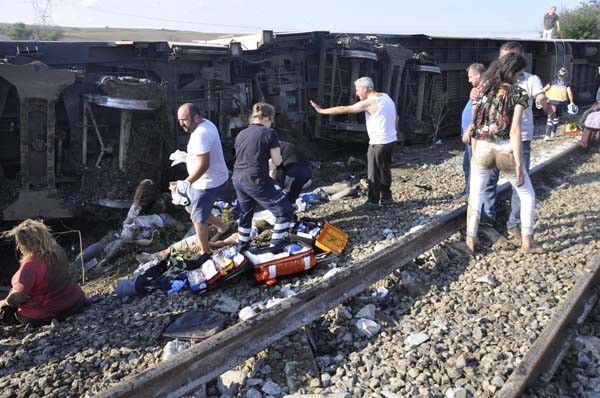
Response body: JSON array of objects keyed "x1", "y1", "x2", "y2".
[{"x1": 30, "y1": 0, "x2": 54, "y2": 40}]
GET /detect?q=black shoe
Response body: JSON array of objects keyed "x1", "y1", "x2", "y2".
[
  {"x1": 235, "y1": 242, "x2": 250, "y2": 253},
  {"x1": 269, "y1": 237, "x2": 290, "y2": 249},
  {"x1": 210, "y1": 222, "x2": 236, "y2": 242},
  {"x1": 356, "y1": 200, "x2": 380, "y2": 210},
  {"x1": 380, "y1": 197, "x2": 394, "y2": 206},
  {"x1": 186, "y1": 252, "x2": 212, "y2": 269},
  {"x1": 480, "y1": 214, "x2": 495, "y2": 227}
]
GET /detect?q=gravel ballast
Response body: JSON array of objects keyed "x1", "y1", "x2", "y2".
[{"x1": 0, "y1": 134, "x2": 598, "y2": 398}]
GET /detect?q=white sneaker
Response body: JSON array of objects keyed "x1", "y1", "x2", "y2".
[{"x1": 544, "y1": 136, "x2": 550, "y2": 142}]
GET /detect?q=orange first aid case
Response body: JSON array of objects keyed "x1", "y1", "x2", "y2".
[{"x1": 248, "y1": 244, "x2": 316, "y2": 285}]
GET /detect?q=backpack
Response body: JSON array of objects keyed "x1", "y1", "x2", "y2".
[{"x1": 584, "y1": 111, "x2": 600, "y2": 130}]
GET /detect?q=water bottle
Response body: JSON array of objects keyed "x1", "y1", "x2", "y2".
[
  {"x1": 221, "y1": 246, "x2": 238, "y2": 259},
  {"x1": 188, "y1": 269, "x2": 207, "y2": 292}
]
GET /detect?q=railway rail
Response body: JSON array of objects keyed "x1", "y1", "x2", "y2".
[
  {"x1": 0, "y1": 135, "x2": 596, "y2": 398},
  {"x1": 498, "y1": 254, "x2": 600, "y2": 397},
  {"x1": 96, "y1": 141, "x2": 586, "y2": 398}
]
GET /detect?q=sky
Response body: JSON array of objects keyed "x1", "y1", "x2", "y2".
[{"x1": 0, "y1": 0, "x2": 588, "y2": 38}]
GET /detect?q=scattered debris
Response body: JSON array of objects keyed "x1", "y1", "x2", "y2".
[
  {"x1": 406, "y1": 332, "x2": 429, "y2": 347},
  {"x1": 280, "y1": 284, "x2": 297, "y2": 297},
  {"x1": 372, "y1": 286, "x2": 389, "y2": 300},
  {"x1": 415, "y1": 184, "x2": 433, "y2": 191},
  {"x1": 161, "y1": 339, "x2": 186, "y2": 361},
  {"x1": 475, "y1": 275, "x2": 500, "y2": 287},
  {"x1": 355, "y1": 304, "x2": 376, "y2": 320},
  {"x1": 356, "y1": 318, "x2": 381, "y2": 337},
  {"x1": 162, "y1": 310, "x2": 226, "y2": 340},
  {"x1": 239, "y1": 306, "x2": 257, "y2": 321}
]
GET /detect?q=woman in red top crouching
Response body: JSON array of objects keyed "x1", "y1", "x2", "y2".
[{"x1": 1, "y1": 219, "x2": 87, "y2": 326}]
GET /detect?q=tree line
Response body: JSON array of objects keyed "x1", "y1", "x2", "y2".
[
  {"x1": 0, "y1": 1, "x2": 598, "y2": 41},
  {"x1": 559, "y1": 0, "x2": 600, "y2": 39},
  {"x1": 2, "y1": 22, "x2": 64, "y2": 41}
]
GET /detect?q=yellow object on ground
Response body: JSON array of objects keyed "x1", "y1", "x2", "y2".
[
  {"x1": 316, "y1": 223, "x2": 349, "y2": 254},
  {"x1": 564, "y1": 122, "x2": 581, "y2": 136}
]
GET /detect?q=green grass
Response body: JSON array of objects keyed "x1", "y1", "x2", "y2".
[{"x1": 0, "y1": 23, "x2": 231, "y2": 42}]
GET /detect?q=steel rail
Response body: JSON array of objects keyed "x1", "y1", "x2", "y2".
[
  {"x1": 498, "y1": 253, "x2": 600, "y2": 397},
  {"x1": 97, "y1": 142, "x2": 582, "y2": 398}
]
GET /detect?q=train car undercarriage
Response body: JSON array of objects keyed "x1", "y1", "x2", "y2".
[{"x1": 0, "y1": 31, "x2": 599, "y2": 220}]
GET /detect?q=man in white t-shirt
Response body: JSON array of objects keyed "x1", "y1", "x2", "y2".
[
  {"x1": 172, "y1": 103, "x2": 234, "y2": 256},
  {"x1": 310, "y1": 76, "x2": 398, "y2": 209}
]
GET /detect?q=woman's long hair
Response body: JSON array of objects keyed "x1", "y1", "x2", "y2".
[
  {"x1": 481, "y1": 52, "x2": 528, "y2": 97},
  {"x1": 4, "y1": 219, "x2": 71, "y2": 288}
]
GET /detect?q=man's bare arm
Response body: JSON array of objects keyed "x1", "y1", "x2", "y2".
[
  {"x1": 310, "y1": 98, "x2": 373, "y2": 115},
  {"x1": 186, "y1": 153, "x2": 210, "y2": 184},
  {"x1": 535, "y1": 93, "x2": 554, "y2": 116},
  {"x1": 270, "y1": 147, "x2": 283, "y2": 167},
  {"x1": 567, "y1": 87, "x2": 575, "y2": 104}
]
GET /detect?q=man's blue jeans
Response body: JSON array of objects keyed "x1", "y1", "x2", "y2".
[
  {"x1": 482, "y1": 140, "x2": 531, "y2": 225},
  {"x1": 463, "y1": 144, "x2": 472, "y2": 196}
]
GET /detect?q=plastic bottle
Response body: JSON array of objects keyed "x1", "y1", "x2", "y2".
[
  {"x1": 221, "y1": 246, "x2": 238, "y2": 259},
  {"x1": 187, "y1": 269, "x2": 207, "y2": 292}
]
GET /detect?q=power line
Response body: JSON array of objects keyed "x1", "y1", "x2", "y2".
[
  {"x1": 31, "y1": 0, "x2": 53, "y2": 26},
  {"x1": 88, "y1": 5, "x2": 280, "y2": 32}
]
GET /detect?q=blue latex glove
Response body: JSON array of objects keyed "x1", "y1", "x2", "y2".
[{"x1": 167, "y1": 279, "x2": 187, "y2": 294}]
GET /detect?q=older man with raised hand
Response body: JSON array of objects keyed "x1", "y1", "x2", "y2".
[
  {"x1": 310, "y1": 77, "x2": 398, "y2": 209},
  {"x1": 173, "y1": 103, "x2": 234, "y2": 257},
  {"x1": 482, "y1": 42, "x2": 553, "y2": 241}
]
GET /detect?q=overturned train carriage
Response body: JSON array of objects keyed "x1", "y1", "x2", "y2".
[{"x1": 0, "y1": 32, "x2": 599, "y2": 220}]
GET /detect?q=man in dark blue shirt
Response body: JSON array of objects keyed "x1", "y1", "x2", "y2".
[{"x1": 270, "y1": 141, "x2": 312, "y2": 203}]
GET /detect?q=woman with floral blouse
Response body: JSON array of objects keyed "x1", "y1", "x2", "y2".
[{"x1": 466, "y1": 52, "x2": 544, "y2": 254}]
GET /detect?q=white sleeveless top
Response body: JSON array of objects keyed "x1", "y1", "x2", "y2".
[{"x1": 365, "y1": 93, "x2": 398, "y2": 145}]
